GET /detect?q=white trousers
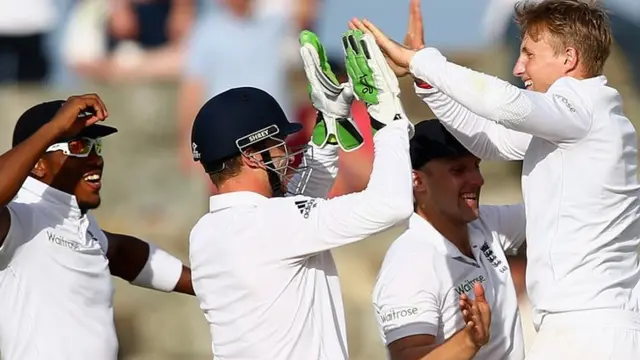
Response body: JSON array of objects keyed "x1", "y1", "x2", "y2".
[{"x1": 526, "y1": 309, "x2": 640, "y2": 360}]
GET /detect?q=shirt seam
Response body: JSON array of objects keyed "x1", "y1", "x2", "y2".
[{"x1": 5, "y1": 264, "x2": 41, "y2": 358}]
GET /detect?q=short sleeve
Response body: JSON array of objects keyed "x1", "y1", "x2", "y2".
[
  {"x1": 372, "y1": 238, "x2": 441, "y2": 345},
  {"x1": 0, "y1": 203, "x2": 33, "y2": 262},
  {"x1": 183, "y1": 14, "x2": 215, "y2": 79},
  {"x1": 479, "y1": 204, "x2": 526, "y2": 254}
]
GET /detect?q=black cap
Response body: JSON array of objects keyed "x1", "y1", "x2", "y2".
[
  {"x1": 191, "y1": 87, "x2": 302, "y2": 172},
  {"x1": 410, "y1": 119, "x2": 472, "y2": 169},
  {"x1": 12, "y1": 100, "x2": 118, "y2": 147}
]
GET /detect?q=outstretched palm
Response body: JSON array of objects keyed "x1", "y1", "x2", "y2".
[{"x1": 348, "y1": 0, "x2": 423, "y2": 77}]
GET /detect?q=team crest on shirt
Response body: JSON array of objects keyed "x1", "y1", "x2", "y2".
[{"x1": 480, "y1": 242, "x2": 509, "y2": 274}]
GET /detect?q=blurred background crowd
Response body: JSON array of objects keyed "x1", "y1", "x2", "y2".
[{"x1": 0, "y1": 0, "x2": 639, "y2": 359}]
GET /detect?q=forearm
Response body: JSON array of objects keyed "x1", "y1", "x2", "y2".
[
  {"x1": 421, "y1": 330, "x2": 479, "y2": 360},
  {"x1": 356, "y1": 120, "x2": 413, "y2": 222},
  {"x1": 294, "y1": 120, "x2": 414, "y2": 254},
  {"x1": 129, "y1": 242, "x2": 189, "y2": 294},
  {"x1": 123, "y1": 45, "x2": 184, "y2": 81},
  {"x1": 390, "y1": 330, "x2": 479, "y2": 360},
  {"x1": 173, "y1": 265, "x2": 194, "y2": 295},
  {"x1": 409, "y1": 48, "x2": 524, "y2": 127},
  {"x1": 105, "y1": 231, "x2": 192, "y2": 295},
  {"x1": 409, "y1": 48, "x2": 588, "y2": 142},
  {"x1": 0, "y1": 122, "x2": 61, "y2": 207},
  {"x1": 416, "y1": 85, "x2": 529, "y2": 161}
]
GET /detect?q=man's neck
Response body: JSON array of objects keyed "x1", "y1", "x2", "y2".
[
  {"x1": 416, "y1": 205, "x2": 472, "y2": 257},
  {"x1": 216, "y1": 178, "x2": 272, "y2": 198}
]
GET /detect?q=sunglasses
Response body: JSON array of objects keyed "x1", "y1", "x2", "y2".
[{"x1": 46, "y1": 137, "x2": 103, "y2": 158}]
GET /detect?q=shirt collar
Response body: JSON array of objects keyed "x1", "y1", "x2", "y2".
[
  {"x1": 583, "y1": 75, "x2": 607, "y2": 86},
  {"x1": 209, "y1": 191, "x2": 269, "y2": 212},
  {"x1": 18, "y1": 177, "x2": 82, "y2": 218},
  {"x1": 409, "y1": 213, "x2": 485, "y2": 256}
]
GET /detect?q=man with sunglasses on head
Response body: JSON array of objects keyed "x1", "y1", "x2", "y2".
[
  {"x1": 0, "y1": 94, "x2": 194, "y2": 360},
  {"x1": 188, "y1": 30, "x2": 414, "y2": 360}
]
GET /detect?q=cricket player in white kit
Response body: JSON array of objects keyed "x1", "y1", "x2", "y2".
[
  {"x1": 188, "y1": 30, "x2": 414, "y2": 359},
  {"x1": 0, "y1": 96, "x2": 194, "y2": 360},
  {"x1": 352, "y1": 0, "x2": 640, "y2": 358},
  {"x1": 373, "y1": 120, "x2": 526, "y2": 360}
]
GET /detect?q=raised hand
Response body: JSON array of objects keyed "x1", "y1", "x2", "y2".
[
  {"x1": 342, "y1": 29, "x2": 413, "y2": 137},
  {"x1": 51, "y1": 94, "x2": 109, "y2": 139},
  {"x1": 405, "y1": 0, "x2": 426, "y2": 51},
  {"x1": 349, "y1": 0, "x2": 425, "y2": 78},
  {"x1": 347, "y1": 17, "x2": 417, "y2": 78},
  {"x1": 299, "y1": 30, "x2": 364, "y2": 152},
  {"x1": 459, "y1": 282, "x2": 491, "y2": 349}
]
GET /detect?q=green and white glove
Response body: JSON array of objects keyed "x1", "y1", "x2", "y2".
[
  {"x1": 342, "y1": 29, "x2": 413, "y2": 137},
  {"x1": 299, "y1": 30, "x2": 365, "y2": 152}
]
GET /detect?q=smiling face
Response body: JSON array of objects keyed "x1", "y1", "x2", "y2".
[
  {"x1": 36, "y1": 139, "x2": 105, "y2": 212},
  {"x1": 414, "y1": 154, "x2": 484, "y2": 223},
  {"x1": 513, "y1": 0, "x2": 613, "y2": 91},
  {"x1": 512, "y1": 30, "x2": 574, "y2": 93}
]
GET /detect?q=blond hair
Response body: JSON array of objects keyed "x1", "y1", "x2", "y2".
[{"x1": 515, "y1": 0, "x2": 612, "y2": 76}]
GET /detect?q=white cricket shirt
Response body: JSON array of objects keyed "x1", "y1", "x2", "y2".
[
  {"x1": 411, "y1": 48, "x2": 640, "y2": 329},
  {"x1": 189, "y1": 120, "x2": 414, "y2": 360},
  {"x1": 0, "y1": 177, "x2": 117, "y2": 360},
  {"x1": 374, "y1": 206, "x2": 526, "y2": 360}
]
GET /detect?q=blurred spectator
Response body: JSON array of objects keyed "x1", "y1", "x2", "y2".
[
  {"x1": 178, "y1": 0, "x2": 298, "y2": 172},
  {"x1": 0, "y1": 0, "x2": 57, "y2": 83},
  {"x1": 484, "y1": 0, "x2": 640, "y2": 91},
  {"x1": 46, "y1": 0, "x2": 82, "y2": 90},
  {"x1": 73, "y1": 0, "x2": 196, "y2": 83},
  {"x1": 107, "y1": 0, "x2": 194, "y2": 50}
]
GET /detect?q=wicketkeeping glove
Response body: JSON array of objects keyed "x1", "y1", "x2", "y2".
[
  {"x1": 342, "y1": 30, "x2": 413, "y2": 137},
  {"x1": 299, "y1": 30, "x2": 365, "y2": 152}
]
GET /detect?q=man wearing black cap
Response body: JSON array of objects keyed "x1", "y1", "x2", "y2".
[
  {"x1": 188, "y1": 30, "x2": 414, "y2": 360},
  {"x1": 372, "y1": 119, "x2": 526, "y2": 360},
  {"x1": 0, "y1": 94, "x2": 194, "y2": 360}
]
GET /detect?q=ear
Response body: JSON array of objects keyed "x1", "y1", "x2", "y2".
[
  {"x1": 241, "y1": 152, "x2": 265, "y2": 170},
  {"x1": 412, "y1": 170, "x2": 427, "y2": 192},
  {"x1": 31, "y1": 159, "x2": 47, "y2": 179},
  {"x1": 563, "y1": 47, "x2": 579, "y2": 73}
]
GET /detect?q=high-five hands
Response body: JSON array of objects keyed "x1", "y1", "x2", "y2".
[
  {"x1": 299, "y1": 30, "x2": 365, "y2": 152},
  {"x1": 342, "y1": 29, "x2": 414, "y2": 137},
  {"x1": 459, "y1": 282, "x2": 492, "y2": 349},
  {"x1": 348, "y1": 0, "x2": 423, "y2": 78}
]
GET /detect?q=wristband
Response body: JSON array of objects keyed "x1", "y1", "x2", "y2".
[
  {"x1": 414, "y1": 79, "x2": 433, "y2": 90},
  {"x1": 131, "y1": 243, "x2": 183, "y2": 292}
]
